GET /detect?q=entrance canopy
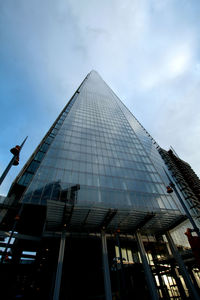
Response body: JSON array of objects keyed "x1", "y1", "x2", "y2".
[{"x1": 46, "y1": 200, "x2": 186, "y2": 235}]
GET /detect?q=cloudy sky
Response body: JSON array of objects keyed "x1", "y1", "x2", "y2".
[{"x1": 0, "y1": 0, "x2": 200, "y2": 196}]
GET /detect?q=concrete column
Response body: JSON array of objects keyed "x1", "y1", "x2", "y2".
[
  {"x1": 135, "y1": 230, "x2": 159, "y2": 300},
  {"x1": 101, "y1": 231, "x2": 112, "y2": 300},
  {"x1": 165, "y1": 231, "x2": 199, "y2": 300},
  {"x1": 53, "y1": 231, "x2": 66, "y2": 300}
]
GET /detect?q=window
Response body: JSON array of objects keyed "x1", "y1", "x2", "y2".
[{"x1": 27, "y1": 161, "x2": 40, "y2": 173}]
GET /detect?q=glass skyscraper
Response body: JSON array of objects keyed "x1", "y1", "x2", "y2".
[
  {"x1": 1, "y1": 71, "x2": 200, "y2": 300},
  {"x1": 10, "y1": 71, "x2": 184, "y2": 230}
]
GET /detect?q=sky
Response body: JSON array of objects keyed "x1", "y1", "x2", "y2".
[{"x1": 0, "y1": 0, "x2": 200, "y2": 196}]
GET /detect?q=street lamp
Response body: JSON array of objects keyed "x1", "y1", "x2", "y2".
[{"x1": 0, "y1": 136, "x2": 28, "y2": 186}]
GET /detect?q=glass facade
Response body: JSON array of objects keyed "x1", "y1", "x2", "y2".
[{"x1": 14, "y1": 71, "x2": 184, "y2": 231}]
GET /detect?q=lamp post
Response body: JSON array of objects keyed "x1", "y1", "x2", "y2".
[{"x1": 0, "y1": 136, "x2": 28, "y2": 186}]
